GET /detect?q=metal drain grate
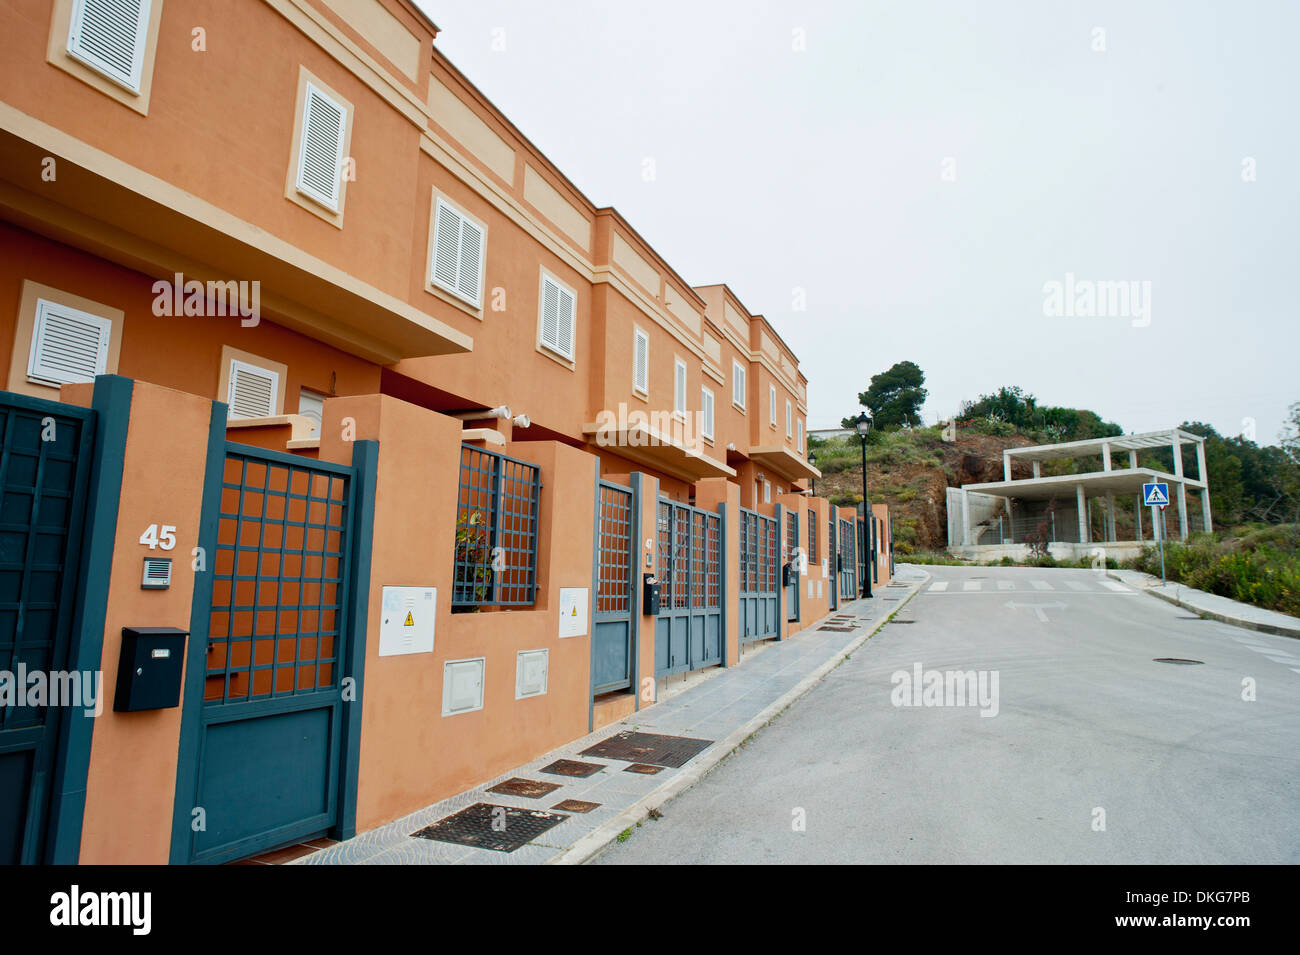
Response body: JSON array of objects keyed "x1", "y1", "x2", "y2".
[
  {"x1": 1154, "y1": 657, "x2": 1204, "y2": 665},
  {"x1": 552, "y1": 799, "x2": 601, "y2": 813},
  {"x1": 486, "y1": 777, "x2": 562, "y2": 798},
  {"x1": 411, "y1": 802, "x2": 567, "y2": 852},
  {"x1": 818, "y1": 626, "x2": 854, "y2": 632},
  {"x1": 624, "y1": 763, "x2": 663, "y2": 775},
  {"x1": 580, "y1": 731, "x2": 713, "y2": 768},
  {"x1": 540, "y1": 759, "x2": 606, "y2": 778}
]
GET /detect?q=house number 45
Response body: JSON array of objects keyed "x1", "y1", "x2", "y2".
[{"x1": 140, "y1": 524, "x2": 177, "y2": 550}]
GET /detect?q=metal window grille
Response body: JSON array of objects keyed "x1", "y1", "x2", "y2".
[
  {"x1": 765, "y1": 518, "x2": 778, "y2": 590},
  {"x1": 657, "y1": 501, "x2": 673, "y2": 605},
  {"x1": 673, "y1": 508, "x2": 690, "y2": 608},
  {"x1": 706, "y1": 513, "x2": 720, "y2": 608},
  {"x1": 207, "y1": 452, "x2": 351, "y2": 705},
  {"x1": 807, "y1": 508, "x2": 817, "y2": 563},
  {"x1": 786, "y1": 510, "x2": 797, "y2": 563},
  {"x1": 596, "y1": 483, "x2": 632, "y2": 614},
  {"x1": 453, "y1": 445, "x2": 541, "y2": 607}
]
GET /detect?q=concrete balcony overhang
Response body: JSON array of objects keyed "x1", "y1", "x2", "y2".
[
  {"x1": 965, "y1": 467, "x2": 1203, "y2": 502},
  {"x1": 0, "y1": 105, "x2": 473, "y2": 365},
  {"x1": 749, "y1": 445, "x2": 821, "y2": 484},
  {"x1": 582, "y1": 416, "x2": 736, "y2": 483}
]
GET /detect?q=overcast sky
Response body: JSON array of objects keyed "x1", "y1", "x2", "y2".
[{"x1": 417, "y1": 0, "x2": 1298, "y2": 446}]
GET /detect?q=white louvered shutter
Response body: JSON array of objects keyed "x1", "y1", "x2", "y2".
[
  {"x1": 702, "y1": 387, "x2": 715, "y2": 439},
  {"x1": 296, "y1": 83, "x2": 347, "y2": 211},
  {"x1": 227, "y1": 361, "x2": 279, "y2": 419},
  {"x1": 456, "y1": 217, "x2": 484, "y2": 305},
  {"x1": 557, "y1": 286, "x2": 574, "y2": 359},
  {"x1": 28, "y1": 299, "x2": 112, "y2": 387},
  {"x1": 432, "y1": 201, "x2": 461, "y2": 292},
  {"x1": 733, "y1": 363, "x2": 745, "y2": 408},
  {"x1": 770, "y1": 385, "x2": 777, "y2": 425},
  {"x1": 674, "y1": 361, "x2": 686, "y2": 415},
  {"x1": 633, "y1": 330, "x2": 648, "y2": 394},
  {"x1": 67, "y1": 0, "x2": 151, "y2": 93},
  {"x1": 540, "y1": 275, "x2": 575, "y2": 359},
  {"x1": 787, "y1": 400, "x2": 793, "y2": 437}
]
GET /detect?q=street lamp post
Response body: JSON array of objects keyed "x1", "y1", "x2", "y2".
[
  {"x1": 808, "y1": 450, "x2": 817, "y2": 495},
  {"x1": 855, "y1": 413, "x2": 873, "y2": 599}
]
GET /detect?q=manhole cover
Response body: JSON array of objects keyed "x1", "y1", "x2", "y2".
[
  {"x1": 581, "y1": 731, "x2": 713, "y2": 768},
  {"x1": 552, "y1": 799, "x2": 601, "y2": 813},
  {"x1": 486, "y1": 777, "x2": 562, "y2": 798},
  {"x1": 411, "y1": 802, "x2": 567, "y2": 852},
  {"x1": 540, "y1": 758, "x2": 605, "y2": 778},
  {"x1": 1154, "y1": 658, "x2": 1205, "y2": 665},
  {"x1": 624, "y1": 764, "x2": 663, "y2": 775}
]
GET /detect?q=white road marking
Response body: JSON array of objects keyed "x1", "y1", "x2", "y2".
[
  {"x1": 963, "y1": 580, "x2": 981, "y2": 591},
  {"x1": 1101, "y1": 580, "x2": 1130, "y2": 592},
  {"x1": 1030, "y1": 580, "x2": 1054, "y2": 591},
  {"x1": 929, "y1": 581, "x2": 948, "y2": 592},
  {"x1": 997, "y1": 580, "x2": 1015, "y2": 591},
  {"x1": 1065, "y1": 581, "x2": 1090, "y2": 592}
]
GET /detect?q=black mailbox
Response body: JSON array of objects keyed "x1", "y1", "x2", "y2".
[
  {"x1": 642, "y1": 574, "x2": 661, "y2": 615},
  {"x1": 782, "y1": 562, "x2": 797, "y2": 587},
  {"x1": 836, "y1": 554, "x2": 843, "y2": 573},
  {"x1": 114, "y1": 627, "x2": 188, "y2": 712}
]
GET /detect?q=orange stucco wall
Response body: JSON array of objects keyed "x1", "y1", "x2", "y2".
[{"x1": 73, "y1": 379, "x2": 213, "y2": 864}]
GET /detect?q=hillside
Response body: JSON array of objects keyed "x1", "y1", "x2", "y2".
[{"x1": 812, "y1": 426, "x2": 1038, "y2": 553}]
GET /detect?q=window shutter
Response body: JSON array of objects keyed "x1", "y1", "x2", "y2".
[
  {"x1": 432, "y1": 201, "x2": 461, "y2": 292},
  {"x1": 28, "y1": 299, "x2": 111, "y2": 387},
  {"x1": 67, "y1": 0, "x2": 151, "y2": 92},
  {"x1": 296, "y1": 82, "x2": 347, "y2": 210},
  {"x1": 770, "y1": 386, "x2": 777, "y2": 425},
  {"x1": 539, "y1": 275, "x2": 575, "y2": 360},
  {"x1": 733, "y1": 364, "x2": 745, "y2": 408},
  {"x1": 787, "y1": 400, "x2": 793, "y2": 437},
  {"x1": 457, "y1": 217, "x2": 484, "y2": 305},
  {"x1": 674, "y1": 361, "x2": 686, "y2": 414},
  {"x1": 633, "y1": 330, "x2": 649, "y2": 394},
  {"x1": 227, "y1": 361, "x2": 279, "y2": 419},
  {"x1": 702, "y1": 387, "x2": 715, "y2": 439},
  {"x1": 797, "y1": 419, "x2": 804, "y2": 452}
]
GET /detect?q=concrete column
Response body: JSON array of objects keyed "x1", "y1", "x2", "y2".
[
  {"x1": 1076, "y1": 484, "x2": 1088, "y2": 544},
  {"x1": 961, "y1": 488, "x2": 971, "y2": 546},
  {"x1": 1032, "y1": 460, "x2": 1041, "y2": 478},
  {"x1": 1106, "y1": 492, "x2": 1116, "y2": 540},
  {"x1": 1005, "y1": 497, "x2": 1014, "y2": 543},
  {"x1": 1135, "y1": 493, "x2": 1143, "y2": 541},
  {"x1": 1171, "y1": 443, "x2": 1189, "y2": 539},
  {"x1": 1102, "y1": 442, "x2": 1112, "y2": 472},
  {"x1": 1129, "y1": 450, "x2": 1138, "y2": 469},
  {"x1": 1196, "y1": 439, "x2": 1208, "y2": 482},
  {"x1": 1200, "y1": 488, "x2": 1213, "y2": 534},
  {"x1": 1003, "y1": 451, "x2": 1012, "y2": 482}
]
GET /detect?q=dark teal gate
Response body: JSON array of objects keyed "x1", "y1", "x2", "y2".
[
  {"x1": 592, "y1": 480, "x2": 634, "y2": 694},
  {"x1": 827, "y1": 516, "x2": 838, "y2": 611},
  {"x1": 654, "y1": 499, "x2": 722, "y2": 676},
  {"x1": 177, "y1": 442, "x2": 358, "y2": 863},
  {"x1": 838, "y1": 516, "x2": 858, "y2": 601},
  {"x1": 784, "y1": 509, "x2": 800, "y2": 623},
  {"x1": 0, "y1": 394, "x2": 94, "y2": 865},
  {"x1": 737, "y1": 507, "x2": 778, "y2": 642}
]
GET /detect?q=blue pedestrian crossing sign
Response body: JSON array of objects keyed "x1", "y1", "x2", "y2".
[{"x1": 1142, "y1": 482, "x2": 1170, "y2": 507}]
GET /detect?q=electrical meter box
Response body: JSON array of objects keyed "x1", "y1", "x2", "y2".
[{"x1": 114, "y1": 627, "x2": 188, "y2": 711}]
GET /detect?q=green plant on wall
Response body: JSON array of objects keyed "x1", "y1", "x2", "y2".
[{"x1": 455, "y1": 508, "x2": 493, "y2": 609}]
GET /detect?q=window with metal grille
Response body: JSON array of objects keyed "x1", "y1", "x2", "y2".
[
  {"x1": 206, "y1": 453, "x2": 351, "y2": 704},
  {"x1": 673, "y1": 508, "x2": 690, "y2": 608},
  {"x1": 706, "y1": 513, "x2": 720, "y2": 607},
  {"x1": 67, "y1": 0, "x2": 151, "y2": 93},
  {"x1": 657, "y1": 501, "x2": 673, "y2": 605},
  {"x1": 539, "y1": 272, "x2": 576, "y2": 360},
  {"x1": 786, "y1": 510, "x2": 798, "y2": 566},
  {"x1": 453, "y1": 445, "x2": 541, "y2": 607},
  {"x1": 295, "y1": 81, "x2": 348, "y2": 211},
  {"x1": 765, "y1": 518, "x2": 778, "y2": 590},
  {"x1": 27, "y1": 298, "x2": 111, "y2": 387},
  {"x1": 807, "y1": 508, "x2": 817, "y2": 563},
  {"x1": 431, "y1": 197, "x2": 485, "y2": 307}
]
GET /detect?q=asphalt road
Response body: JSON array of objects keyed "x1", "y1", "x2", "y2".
[{"x1": 594, "y1": 565, "x2": 1300, "y2": 864}]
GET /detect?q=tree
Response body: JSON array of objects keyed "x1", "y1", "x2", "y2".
[{"x1": 842, "y1": 360, "x2": 927, "y2": 431}]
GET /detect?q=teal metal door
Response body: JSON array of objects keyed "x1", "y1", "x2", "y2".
[
  {"x1": 655, "y1": 499, "x2": 722, "y2": 676},
  {"x1": 0, "y1": 394, "x2": 94, "y2": 865},
  {"x1": 592, "y1": 481, "x2": 634, "y2": 694},
  {"x1": 180, "y1": 443, "x2": 356, "y2": 863},
  {"x1": 784, "y1": 510, "x2": 800, "y2": 623},
  {"x1": 827, "y1": 516, "x2": 838, "y2": 611},
  {"x1": 839, "y1": 517, "x2": 857, "y2": 600},
  {"x1": 737, "y1": 507, "x2": 778, "y2": 642}
]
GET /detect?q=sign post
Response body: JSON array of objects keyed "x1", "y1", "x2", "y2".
[{"x1": 1142, "y1": 483, "x2": 1170, "y2": 584}]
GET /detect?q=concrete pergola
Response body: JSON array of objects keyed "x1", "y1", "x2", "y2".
[{"x1": 957, "y1": 428, "x2": 1211, "y2": 546}]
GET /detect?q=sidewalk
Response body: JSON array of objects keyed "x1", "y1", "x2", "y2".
[
  {"x1": 295, "y1": 568, "x2": 929, "y2": 865},
  {"x1": 1107, "y1": 568, "x2": 1300, "y2": 639}
]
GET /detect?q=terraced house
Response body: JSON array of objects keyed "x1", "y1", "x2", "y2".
[{"x1": 0, "y1": 0, "x2": 890, "y2": 864}]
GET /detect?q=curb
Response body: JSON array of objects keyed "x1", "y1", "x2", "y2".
[
  {"x1": 551, "y1": 571, "x2": 931, "y2": 865},
  {"x1": 1105, "y1": 570, "x2": 1300, "y2": 640}
]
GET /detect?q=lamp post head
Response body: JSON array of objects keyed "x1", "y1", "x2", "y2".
[
  {"x1": 808, "y1": 450, "x2": 817, "y2": 466},
  {"x1": 855, "y1": 413, "x2": 873, "y2": 437}
]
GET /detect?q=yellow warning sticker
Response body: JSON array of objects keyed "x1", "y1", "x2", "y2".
[{"x1": 403, "y1": 611, "x2": 414, "y2": 627}]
